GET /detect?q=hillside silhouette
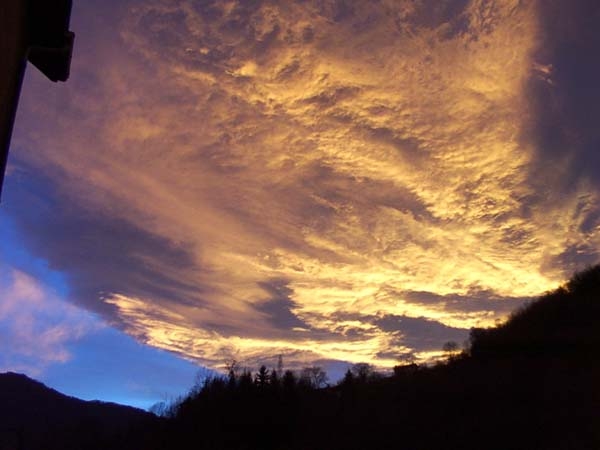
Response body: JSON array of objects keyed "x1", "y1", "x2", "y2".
[
  {"x1": 0, "y1": 372, "x2": 158, "y2": 450},
  {"x1": 2, "y1": 266, "x2": 599, "y2": 449},
  {"x1": 163, "y1": 265, "x2": 600, "y2": 450},
  {"x1": 470, "y1": 265, "x2": 600, "y2": 359}
]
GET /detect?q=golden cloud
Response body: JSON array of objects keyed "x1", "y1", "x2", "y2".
[{"x1": 12, "y1": 0, "x2": 600, "y2": 370}]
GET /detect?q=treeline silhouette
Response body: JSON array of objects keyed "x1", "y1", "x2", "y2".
[
  {"x1": 3, "y1": 266, "x2": 600, "y2": 449},
  {"x1": 148, "y1": 265, "x2": 600, "y2": 450}
]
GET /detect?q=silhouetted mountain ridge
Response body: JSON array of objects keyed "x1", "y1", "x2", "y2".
[
  {"x1": 162, "y1": 265, "x2": 600, "y2": 450},
  {"x1": 0, "y1": 372, "x2": 158, "y2": 450},
  {"x1": 469, "y1": 265, "x2": 600, "y2": 359}
]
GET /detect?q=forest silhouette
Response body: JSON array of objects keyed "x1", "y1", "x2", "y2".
[{"x1": 2, "y1": 265, "x2": 600, "y2": 449}]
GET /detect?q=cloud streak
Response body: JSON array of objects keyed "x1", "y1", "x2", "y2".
[
  {"x1": 0, "y1": 268, "x2": 100, "y2": 375},
  {"x1": 7, "y1": 0, "x2": 599, "y2": 370}
]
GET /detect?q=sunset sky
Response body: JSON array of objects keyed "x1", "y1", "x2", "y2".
[{"x1": 2, "y1": 0, "x2": 599, "y2": 409}]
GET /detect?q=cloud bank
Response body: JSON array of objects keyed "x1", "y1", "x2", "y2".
[{"x1": 7, "y1": 0, "x2": 599, "y2": 370}]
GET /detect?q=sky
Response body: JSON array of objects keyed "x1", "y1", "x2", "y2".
[{"x1": 2, "y1": 0, "x2": 599, "y2": 408}]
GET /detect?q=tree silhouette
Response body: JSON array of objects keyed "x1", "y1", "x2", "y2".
[
  {"x1": 282, "y1": 370, "x2": 297, "y2": 392},
  {"x1": 300, "y1": 366, "x2": 328, "y2": 388},
  {"x1": 442, "y1": 340, "x2": 458, "y2": 355},
  {"x1": 270, "y1": 368, "x2": 279, "y2": 389},
  {"x1": 351, "y1": 363, "x2": 374, "y2": 382},
  {"x1": 254, "y1": 365, "x2": 270, "y2": 387}
]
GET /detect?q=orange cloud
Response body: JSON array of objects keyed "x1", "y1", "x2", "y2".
[{"x1": 11, "y1": 0, "x2": 600, "y2": 370}]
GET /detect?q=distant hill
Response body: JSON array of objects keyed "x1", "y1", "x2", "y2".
[{"x1": 0, "y1": 372, "x2": 159, "y2": 450}]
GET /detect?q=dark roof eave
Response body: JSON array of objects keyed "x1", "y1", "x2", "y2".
[{"x1": 0, "y1": 0, "x2": 74, "y2": 200}]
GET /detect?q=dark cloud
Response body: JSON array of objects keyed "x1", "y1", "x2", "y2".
[
  {"x1": 325, "y1": 309, "x2": 471, "y2": 355},
  {"x1": 255, "y1": 279, "x2": 308, "y2": 330},
  {"x1": 304, "y1": 86, "x2": 362, "y2": 109},
  {"x1": 374, "y1": 314, "x2": 468, "y2": 351},
  {"x1": 295, "y1": 161, "x2": 434, "y2": 227},
  {"x1": 527, "y1": 1, "x2": 600, "y2": 191},
  {"x1": 405, "y1": 0, "x2": 470, "y2": 35},
  {"x1": 403, "y1": 290, "x2": 530, "y2": 315},
  {"x1": 554, "y1": 243, "x2": 600, "y2": 273},
  {"x1": 3, "y1": 164, "x2": 202, "y2": 318}
]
